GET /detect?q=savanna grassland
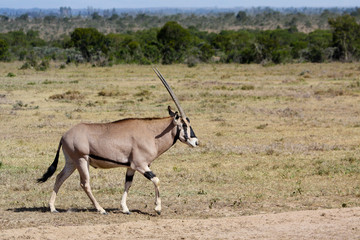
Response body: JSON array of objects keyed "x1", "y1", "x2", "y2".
[{"x1": 0, "y1": 62, "x2": 359, "y2": 230}]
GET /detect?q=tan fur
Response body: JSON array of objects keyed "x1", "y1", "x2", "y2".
[
  {"x1": 48, "y1": 116, "x2": 186, "y2": 214},
  {"x1": 40, "y1": 69, "x2": 198, "y2": 215}
]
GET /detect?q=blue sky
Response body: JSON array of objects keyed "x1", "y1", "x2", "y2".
[{"x1": 0, "y1": 0, "x2": 359, "y2": 9}]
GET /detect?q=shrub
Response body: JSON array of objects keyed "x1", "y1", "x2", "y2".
[
  {"x1": 19, "y1": 58, "x2": 50, "y2": 71},
  {"x1": 19, "y1": 61, "x2": 33, "y2": 70},
  {"x1": 187, "y1": 56, "x2": 199, "y2": 67},
  {"x1": 98, "y1": 89, "x2": 120, "y2": 97},
  {"x1": 49, "y1": 90, "x2": 82, "y2": 101},
  {"x1": 36, "y1": 59, "x2": 50, "y2": 71},
  {"x1": 6, "y1": 72, "x2": 15, "y2": 77},
  {"x1": 134, "y1": 89, "x2": 151, "y2": 98},
  {"x1": 241, "y1": 84, "x2": 255, "y2": 90},
  {"x1": 12, "y1": 100, "x2": 27, "y2": 110}
]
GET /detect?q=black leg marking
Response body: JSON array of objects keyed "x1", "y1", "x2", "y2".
[
  {"x1": 144, "y1": 171, "x2": 156, "y2": 180},
  {"x1": 125, "y1": 173, "x2": 134, "y2": 182}
]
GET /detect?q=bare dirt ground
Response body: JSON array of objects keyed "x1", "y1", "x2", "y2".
[{"x1": 1, "y1": 207, "x2": 359, "y2": 240}]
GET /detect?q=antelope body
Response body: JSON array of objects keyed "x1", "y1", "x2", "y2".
[{"x1": 37, "y1": 68, "x2": 198, "y2": 215}]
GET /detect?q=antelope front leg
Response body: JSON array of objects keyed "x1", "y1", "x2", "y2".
[
  {"x1": 144, "y1": 170, "x2": 161, "y2": 215},
  {"x1": 121, "y1": 168, "x2": 135, "y2": 214}
]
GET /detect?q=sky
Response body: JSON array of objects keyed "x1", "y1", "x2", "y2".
[{"x1": 0, "y1": 0, "x2": 359, "y2": 9}]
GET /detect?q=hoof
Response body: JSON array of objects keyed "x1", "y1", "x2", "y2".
[
  {"x1": 50, "y1": 210, "x2": 59, "y2": 213},
  {"x1": 123, "y1": 211, "x2": 131, "y2": 215},
  {"x1": 99, "y1": 210, "x2": 108, "y2": 215},
  {"x1": 155, "y1": 210, "x2": 161, "y2": 215}
]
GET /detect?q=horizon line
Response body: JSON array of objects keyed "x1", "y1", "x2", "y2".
[{"x1": 0, "y1": 6, "x2": 358, "y2": 10}]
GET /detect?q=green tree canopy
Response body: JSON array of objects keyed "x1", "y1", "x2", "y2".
[
  {"x1": 70, "y1": 28, "x2": 108, "y2": 62},
  {"x1": 329, "y1": 15, "x2": 360, "y2": 61},
  {"x1": 157, "y1": 21, "x2": 191, "y2": 64},
  {"x1": 157, "y1": 21, "x2": 191, "y2": 51},
  {"x1": 0, "y1": 39, "x2": 9, "y2": 61}
]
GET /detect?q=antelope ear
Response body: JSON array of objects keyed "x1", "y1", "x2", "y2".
[
  {"x1": 168, "y1": 106, "x2": 177, "y2": 117},
  {"x1": 172, "y1": 113, "x2": 181, "y2": 125}
]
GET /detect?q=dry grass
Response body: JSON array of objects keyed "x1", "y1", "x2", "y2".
[{"x1": 0, "y1": 62, "x2": 360, "y2": 229}]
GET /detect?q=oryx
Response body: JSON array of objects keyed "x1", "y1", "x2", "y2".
[{"x1": 37, "y1": 68, "x2": 198, "y2": 215}]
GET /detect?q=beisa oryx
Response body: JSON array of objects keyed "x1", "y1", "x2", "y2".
[{"x1": 37, "y1": 68, "x2": 198, "y2": 215}]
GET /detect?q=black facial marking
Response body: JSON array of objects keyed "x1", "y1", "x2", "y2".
[
  {"x1": 173, "y1": 127, "x2": 180, "y2": 145},
  {"x1": 144, "y1": 171, "x2": 156, "y2": 180},
  {"x1": 190, "y1": 126, "x2": 197, "y2": 138},
  {"x1": 182, "y1": 122, "x2": 189, "y2": 140},
  {"x1": 125, "y1": 174, "x2": 134, "y2": 182},
  {"x1": 89, "y1": 154, "x2": 131, "y2": 167}
]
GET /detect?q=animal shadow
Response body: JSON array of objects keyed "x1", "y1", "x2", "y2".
[
  {"x1": 7, "y1": 207, "x2": 51, "y2": 213},
  {"x1": 7, "y1": 207, "x2": 157, "y2": 216},
  {"x1": 7, "y1": 207, "x2": 116, "y2": 213},
  {"x1": 130, "y1": 209, "x2": 157, "y2": 217}
]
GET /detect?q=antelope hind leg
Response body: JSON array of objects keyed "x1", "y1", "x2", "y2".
[
  {"x1": 49, "y1": 154, "x2": 76, "y2": 213},
  {"x1": 77, "y1": 158, "x2": 107, "y2": 214}
]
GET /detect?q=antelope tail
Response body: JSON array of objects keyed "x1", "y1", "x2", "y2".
[{"x1": 37, "y1": 140, "x2": 62, "y2": 183}]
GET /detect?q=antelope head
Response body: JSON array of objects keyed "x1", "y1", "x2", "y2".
[{"x1": 153, "y1": 68, "x2": 199, "y2": 147}]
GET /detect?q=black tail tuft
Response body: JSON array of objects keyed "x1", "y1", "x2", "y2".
[
  {"x1": 37, "y1": 141, "x2": 62, "y2": 183},
  {"x1": 37, "y1": 164, "x2": 57, "y2": 183}
]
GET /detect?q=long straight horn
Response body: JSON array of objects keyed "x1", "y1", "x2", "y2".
[{"x1": 153, "y1": 67, "x2": 187, "y2": 119}]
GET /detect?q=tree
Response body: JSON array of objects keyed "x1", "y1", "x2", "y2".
[
  {"x1": 109, "y1": 13, "x2": 119, "y2": 21},
  {"x1": 60, "y1": 7, "x2": 72, "y2": 17},
  {"x1": 350, "y1": 8, "x2": 360, "y2": 17},
  {"x1": 92, "y1": 12, "x2": 102, "y2": 20},
  {"x1": 199, "y1": 43, "x2": 215, "y2": 62},
  {"x1": 27, "y1": 30, "x2": 46, "y2": 47},
  {"x1": 0, "y1": 15, "x2": 9, "y2": 21},
  {"x1": 236, "y1": 11, "x2": 247, "y2": 22},
  {"x1": 329, "y1": 15, "x2": 360, "y2": 61},
  {"x1": 44, "y1": 15, "x2": 57, "y2": 24},
  {"x1": 17, "y1": 14, "x2": 28, "y2": 21},
  {"x1": 142, "y1": 43, "x2": 161, "y2": 63},
  {"x1": 255, "y1": 29, "x2": 300, "y2": 63},
  {"x1": 70, "y1": 28, "x2": 108, "y2": 62},
  {"x1": 305, "y1": 30, "x2": 332, "y2": 62},
  {"x1": 0, "y1": 39, "x2": 9, "y2": 61},
  {"x1": 211, "y1": 30, "x2": 256, "y2": 63},
  {"x1": 157, "y1": 21, "x2": 191, "y2": 64},
  {"x1": 6, "y1": 30, "x2": 27, "y2": 47}
]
